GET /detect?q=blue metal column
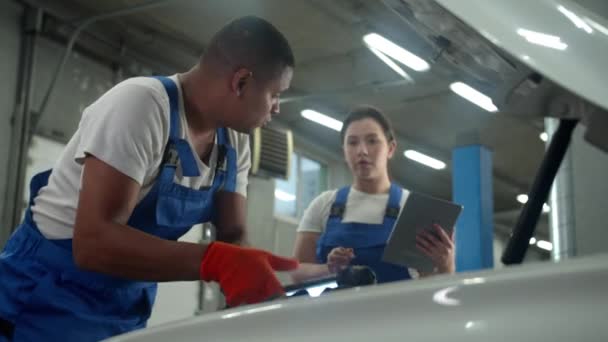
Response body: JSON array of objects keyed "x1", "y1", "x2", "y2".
[{"x1": 452, "y1": 145, "x2": 494, "y2": 272}]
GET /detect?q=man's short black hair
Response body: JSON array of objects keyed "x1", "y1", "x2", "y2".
[{"x1": 203, "y1": 16, "x2": 295, "y2": 82}]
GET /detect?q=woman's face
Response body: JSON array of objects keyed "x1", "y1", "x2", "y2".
[{"x1": 343, "y1": 118, "x2": 396, "y2": 182}]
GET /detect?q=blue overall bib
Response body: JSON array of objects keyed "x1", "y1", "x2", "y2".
[
  {"x1": 316, "y1": 184, "x2": 411, "y2": 284},
  {"x1": 0, "y1": 76, "x2": 237, "y2": 341}
]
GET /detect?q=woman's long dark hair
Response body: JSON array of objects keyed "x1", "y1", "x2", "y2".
[{"x1": 340, "y1": 105, "x2": 396, "y2": 144}]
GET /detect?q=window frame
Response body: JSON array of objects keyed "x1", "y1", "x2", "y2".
[{"x1": 273, "y1": 150, "x2": 330, "y2": 219}]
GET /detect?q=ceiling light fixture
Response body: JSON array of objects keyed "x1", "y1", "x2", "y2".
[
  {"x1": 450, "y1": 82, "x2": 498, "y2": 112},
  {"x1": 517, "y1": 194, "x2": 551, "y2": 213},
  {"x1": 404, "y1": 150, "x2": 446, "y2": 170},
  {"x1": 301, "y1": 109, "x2": 343, "y2": 132},
  {"x1": 536, "y1": 240, "x2": 553, "y2": 251},
  {"x1": 368, "y1": 47, "x2": 413, "y2": 81},
  {"x1": 363, "y1": 33, "x2": 430, "y2": 72}
]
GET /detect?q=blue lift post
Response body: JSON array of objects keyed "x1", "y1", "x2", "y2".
[{"x1": 452, "y1": 145, "x2": 494, "y2": 272}]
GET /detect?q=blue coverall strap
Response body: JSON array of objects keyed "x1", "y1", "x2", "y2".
[
  {"x1": 329, "y1": 186, "x2": 350, "y2": 219},
  {"x1": 215, "y1": 127, "x2": 229, "y2": 173},
  {"x1": 152, "y1": 76, "x2": 180, "y2": 140},
  {"x1": 217, "y1": 127, "x2": 228, "y2": 145},
  {"x1": 173, "y1": 140, "x2": 200, "y2": 177},
  {"x1": 384, "y1": 183, "x2": 403, "y2": 219},
  {"x1": 153, "y1": 76, "x2": 200, "y2": 177},
  {"x1": 213, "y1": 127, "x2": 237, "y2": 192}
]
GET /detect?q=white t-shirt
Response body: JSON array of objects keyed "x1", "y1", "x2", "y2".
[
  {"x1": 297, "y1": 187, "x2": 410, "y2": 234},
  {"x1": 31, "y1": 75, "x2": 251, "y2": 239}
]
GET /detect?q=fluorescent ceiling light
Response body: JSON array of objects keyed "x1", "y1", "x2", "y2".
[
  {"x1": 517, "y1": 28, "x2": 568, "y2": 50},
  {"x1": 536, "y1": 240, "x2": 553, "y2": 251},
  {"x1": 450, "y1": 82, "x2": 498, "y2": 112},
  {"x1": 301, "y1": 109, "x2": 343, "y2": 131},
  {"x1": 540, "y1": 132, "x2": 548, "y2": 142},
  {"x1": 530, "y1": 237, "x2": 537, "y2": 245},
  {"x1": 368, "y1": 47, "x2": 413, "y2": 82},
  {"x1": 404, "y1": 150, "x2": 446, "y2": 170},
  {"x1": 517, "y1": 194, "x2": 551, "y2": 213},
  {"x1": 274, "y1": 189, "x2": 295, "y2": 202},
  {"x1": 363, "y1": 33, "x2": 430, "y2": 72},
  {"x1": 517, "y1": 194, "x2": 529, "y2": 204},
  {"x1": 585, "y1": 18, "x2": 608, "y2": 36},
  {"x1": 558, "y1": 5, "x2": 593, "y2": 34}
]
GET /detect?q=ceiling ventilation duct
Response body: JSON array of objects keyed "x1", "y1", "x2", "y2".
[{"x1": 250, "y1": 126, "x2": 293, "y2": 180}]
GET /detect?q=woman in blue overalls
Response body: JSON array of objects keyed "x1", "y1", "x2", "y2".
[
  {"x1": 292, "y1": 106, "x2": 455, "y2": 284},
  {"x1": 0, "y1": 17, "x2": 298, "y2": 341}
]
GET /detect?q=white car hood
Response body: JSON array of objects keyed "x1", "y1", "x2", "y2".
[
  {"x1": 107, "y1": 254, "x2": 608, "y2": 342},
  {"x1": 435, "y1": 0, "x2": 608, "y2": 111}
]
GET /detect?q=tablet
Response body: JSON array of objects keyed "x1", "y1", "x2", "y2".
[{"x1": 382, "y1": 191, "x2": 463, "y2": 274}]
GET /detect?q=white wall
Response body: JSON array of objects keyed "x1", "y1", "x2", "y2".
[
  {"x1": 147, "y1": 226, "x2": 203, "y2": 326},
  {"x1": 571, "y1": 125, "x2": 608, "y2": 257},
  {"x1": 246, "y1": 176, "x2": 280, "y2": 251},
  {"x1": 243, "y1": 139, "x2": 353, "y2": 288},
  {"x1": 0, "y1": 1, "x2": 23, "y2": 244},
  {"x1": 22, "y1": 136, "x2": 66, "y2": 217},
  {"x1": 245, "y1": 132, "x2": 352, "y2": 256},
  {"x1": 0, "y1": 4, "x2": 116, "y2": 243},
  {"x1": 0, "y1": 14, "x2": 199, "y2": 324}
]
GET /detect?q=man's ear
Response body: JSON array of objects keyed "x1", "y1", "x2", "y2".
[{"x1": 231, "y1": 68, "x2": 253, "y2": 96}]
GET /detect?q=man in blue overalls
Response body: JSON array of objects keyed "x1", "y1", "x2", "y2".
[{"x1": 0, "y1": 16, "x2": 298, "y2": 341}]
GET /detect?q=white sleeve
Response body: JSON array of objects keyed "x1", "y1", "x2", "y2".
[
  {"x1": 233, "y1": 131, "x2": 251, "y2": 197},
  {"x1": 297, "y1": 191, "x2": 335, "y2": 233},
  {"x1": 75, "y1": 82, "x2": 168, "y2": 185}
]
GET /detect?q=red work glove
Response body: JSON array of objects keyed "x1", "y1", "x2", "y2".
[{"x1": 200, "y1": 241, "x2": 299, "y2": 307}]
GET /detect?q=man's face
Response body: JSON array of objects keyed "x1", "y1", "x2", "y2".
[{"x1": 227, "y1": 67, "x2": 293, "y2": 133}]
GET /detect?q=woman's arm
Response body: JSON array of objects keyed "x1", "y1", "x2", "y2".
[
  {"x1": 290, "y1": 232, "x2": 331, "y2": 283},
  {"x1": 293, "y1": 231, "x2": 320, "y2": 263},
  {"x1": 290, "y1": 232, "x2": 356, "y2": 283}
]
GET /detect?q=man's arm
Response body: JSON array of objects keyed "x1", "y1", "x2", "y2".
[
  {"x1": 73, "y1": 155, "x2": 208, "y2": 282},
  {"x1": 212, "y1": 191, "x2": 248, "y2": 245},
  {"x1": 74, "y1": 155, "x2": 298, "y2": 306}
]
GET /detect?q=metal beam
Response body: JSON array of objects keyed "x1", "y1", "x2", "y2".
[
  {"x1": 1, "y1": 7, "x2": 42, "y2": 242},
  {"x1": 502, "y1": 119, "x2": 578, "y2": 265}
]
